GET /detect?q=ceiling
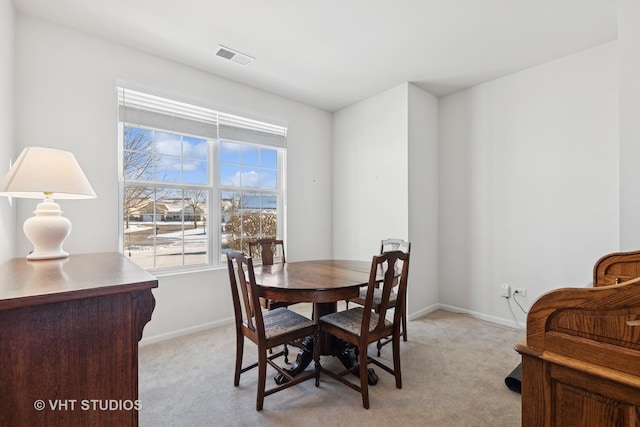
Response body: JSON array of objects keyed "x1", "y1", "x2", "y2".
[{"x1": 13, "y1": 0, "x2": 618, "y2": 112}]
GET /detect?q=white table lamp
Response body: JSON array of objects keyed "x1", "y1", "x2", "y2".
[{"x1": 0, "y1": 147, "x2": 97, "y2": 260}]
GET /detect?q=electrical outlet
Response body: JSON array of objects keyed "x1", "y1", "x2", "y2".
[
  {"x1": 512, "y1": 287, "x2": 526, "y2": 297},
  {"x1": 500, "y1": 284, "x2": 510, "y2": 298}
]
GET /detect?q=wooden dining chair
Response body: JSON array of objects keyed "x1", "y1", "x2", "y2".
[
  {"x1": 248, "y1": 238, "x2": 289, "y2": 311},
  {"x1": 348, "y1": 238, "x2": 411, "y2": 355},
  {"x1": 248, "y1": 238, "x2": 298, "y2": 362},
  {"x1": 226, "y1": 250, "x2": 320, "y2": 411},
  {"x1": 319, "y1": 250, "x2": 410, "y2": 409}
]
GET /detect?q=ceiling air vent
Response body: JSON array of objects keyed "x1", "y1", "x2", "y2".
[{"x1": 215, "y1": 45, "x2": 255, "y2": 66}]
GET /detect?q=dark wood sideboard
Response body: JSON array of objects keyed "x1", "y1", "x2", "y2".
[{"x1": 0, "y1": 252, "x2": 158, "y2": 426}]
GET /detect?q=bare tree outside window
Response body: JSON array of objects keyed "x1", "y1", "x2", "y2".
[
  {"x1": 185, "y1": 189, "x2": 207, "y2": 229},
  {"x1": 122, "y1": 125, "x2": 210, "y2": 269},
  {"x1": 123, "y1": 127, "x2": 154, "y2": 229}
]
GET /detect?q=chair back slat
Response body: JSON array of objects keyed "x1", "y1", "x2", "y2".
[
  {"x1": 248, "y1": 238, "x2": 286, "y2": 266},
  {"x1": 379, "y1": 239, "x2": 410, "y2": 288},
  {"x1": 361, "y1": 250, "x2": 410, "y2": 334},
  {"x1": 380, "y1": 238, "x2": 411, "y2": 254},
  {"x1": 227, "y1": 250, "x2": 265, "y2": 337}
]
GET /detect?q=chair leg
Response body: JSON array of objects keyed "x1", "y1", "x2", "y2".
[
  {"x1": 376, "y1": 305, "x2": 408, "y2": 356},
  {"x1": 393, "y1": 333, "x2": 402, "y2": 389},
  {"x1": 234, "y1": 331, "x2": 244, "y2": 386},
  {"x1": 284, "y1": 344, "x2": 289, "y2": 364},
  {"x1": 256, "y1": 350, "x2": 267, "y2": 411},
  {"x1": 359, "y1": 344, "x2": 370, "y2": 409},
  {"x1": 314, "y1": 329, "x2": 321, "y2": 387},
  {"x1": 401, "y1": 307, "x2": 408, "y2": 342}
]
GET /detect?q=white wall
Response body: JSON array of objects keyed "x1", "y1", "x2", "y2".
[
  {"x1": 439, "y1": 42, "x2": 619, "y2": 327},
  {"x1": 0, "y1": 0, "x2": 15, "y2": 263},
  {"x1": 408, "y1": 83, "x2": 440, "y2": 315},
  {"x1": 332, "y1": 84, "x2": 409, "y2": 260},
  {"x1": 619, "y1": 0, "x2": 640, "y2": 250},
  {"x1": 333, "y1": 83, "x2": 440, "y2": 319},
  {"x1": 10, "y1": 9, "x2": 628, "y2": 340},
  {"x1": 14, "y1": 14, "x2": 333, "y2": 341}
]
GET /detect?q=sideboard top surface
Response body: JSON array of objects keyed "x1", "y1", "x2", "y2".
[{"x1": 0, "y1": 252, "x2": 158, "y2": 310}]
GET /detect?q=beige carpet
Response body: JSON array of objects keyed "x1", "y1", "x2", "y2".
[{"x1": 139, "y1": 308, "x2": 524, "y2": 426}]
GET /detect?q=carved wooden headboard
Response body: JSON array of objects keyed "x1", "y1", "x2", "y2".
[
  {"x1": 517, "y1": 250, "x2": 640, "y2": 426},
  {"x1": 593, "y1": 249, "x2": 640, "y2": 286},
  {"x1": 525, "y1": 275, "x2": 640, "y2": 359}
]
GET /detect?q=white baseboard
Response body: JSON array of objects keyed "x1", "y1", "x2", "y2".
[
  {"x1": 142, "y1": 303, "x2": 525, "y2": 346},
  {"x1": 407, "y1": 303, "x2": 440, "y2": 320},
  {"x1": 140, "y1": 317, "x2": 234, "y2": 346},
  {"x1": 436, "y1": 303, "x2": 526, "y2": 331}
]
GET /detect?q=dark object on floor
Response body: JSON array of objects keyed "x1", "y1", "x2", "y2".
[
  {"x1": 505, "y1": 363, "x2": 522, "y2": 394},
  {"x1": 367, "y1": 368, "x2": 379, "y2": 385}
]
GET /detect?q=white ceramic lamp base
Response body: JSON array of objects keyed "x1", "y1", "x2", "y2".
[{"x1": 23, "y1": 198, "x2": 71, "y2": 260}]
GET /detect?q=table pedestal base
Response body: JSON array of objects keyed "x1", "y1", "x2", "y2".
[{"x1": 274, "y1": 337, "x2": 378, "y2": 386}]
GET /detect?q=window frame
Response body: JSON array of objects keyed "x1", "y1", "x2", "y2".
[
  {"x1": 217, "y1": 140, "x2": 286, "y2": 262},
  {"x1": 117, "y1": 88, "x2": 287, "y2": 274}
]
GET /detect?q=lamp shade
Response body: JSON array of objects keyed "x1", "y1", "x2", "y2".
[{"x1": 0, "y1": 147, "x2": 96, "y2": 199}]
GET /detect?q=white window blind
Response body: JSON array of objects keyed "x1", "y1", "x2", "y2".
[
  {"x1": 218, "y1": 113, "x2": 286, "y2": 148},
  {"x1": 117, "y1": 88, "x2": 287, "y2": 147}
]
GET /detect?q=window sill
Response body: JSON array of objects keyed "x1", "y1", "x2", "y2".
[{"x1": 146, "y1": 264, "x2": 226, "y2": 278}]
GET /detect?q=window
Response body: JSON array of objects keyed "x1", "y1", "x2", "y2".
[
  {"x1": 118, "y1": 88, "x2": 286, "y2": 271},
  {"x1": 219, "y1": 140, "x2": 281, "y2": 262}
]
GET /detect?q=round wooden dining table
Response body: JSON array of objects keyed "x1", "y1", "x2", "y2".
[
  {"x1": 253, "y1": 259, "x2": 374, "y2": 382},
  {"x1": 254, "y1": 259, "x2": 370, "y2": 311}
]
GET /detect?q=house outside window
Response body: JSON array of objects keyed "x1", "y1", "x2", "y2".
[{"x1": 118, "y1": 88, "x2": 286, "y2": 272}]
